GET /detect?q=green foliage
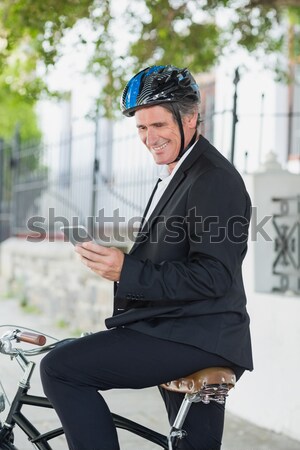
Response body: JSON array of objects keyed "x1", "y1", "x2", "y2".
[
  {"x1": 20, "y1": 299, "x2": 42, "y2": 315},
  {"x1": 129, "y1": 2, "x2": 221, "y2": 72},
  {"x1": 0, "y1": 0, "x2": 94, "y2": 140},
  {"x1": 0, "y1": 0, "x2": 299, "y2": 120},
  {"x1": 0, "y1": 87, "x2": 41, "y2": 140},
  {"x1": 56, "y1": 319, "x2": 69, "y2": 329},
  {"x1": 126, "y1": 0, "x2": 291, "y2": 67},
  {"x1": 90, "y1": 0, "x2": 300, "y2": 114},
  {"x1": 289, "y1": 6, "x2": 300, "y2": 24},
  {"x1": 0, "y1": 0, "x2": 94, "y2": 69}
]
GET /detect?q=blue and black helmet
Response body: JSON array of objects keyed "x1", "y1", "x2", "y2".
[{"x1": 121, "y1": 65, "x2": 200, "y2": 117}]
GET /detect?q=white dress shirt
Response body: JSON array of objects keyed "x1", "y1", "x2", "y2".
[{"x1": 144, "y1": 141, "x2": 197, "y2": 223}]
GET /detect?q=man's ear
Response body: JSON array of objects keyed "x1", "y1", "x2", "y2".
[{"x1": 185, "y1": 110, "x2": 198, "y2": 129}]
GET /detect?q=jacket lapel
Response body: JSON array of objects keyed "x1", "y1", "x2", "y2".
[
  {"x1": 130, "y1": 135, "x2": 209, "y2": 254},
  {"x1": 137, "y1": 177, "x2": 161, "y2": 233},
  {"x1": 140, "y1": 170, "x2": 185, "y2": 234}
]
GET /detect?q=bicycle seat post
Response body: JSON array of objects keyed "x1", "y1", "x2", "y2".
[{"x1": 161, "y1": 367, "x2": 236, "y2": 450}]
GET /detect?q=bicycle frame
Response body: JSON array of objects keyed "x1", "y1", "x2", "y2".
[{"x1": 0, "y1": 329, "x2": 169, "y2": 450}]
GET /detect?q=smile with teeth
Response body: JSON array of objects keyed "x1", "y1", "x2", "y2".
[{"x1": 152, "y1": 142, "x2": 168, "y2": 151}]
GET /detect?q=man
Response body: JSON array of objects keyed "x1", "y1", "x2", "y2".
[{"x1": 41, "y1": 65, "x2": 253, "y2": 450}]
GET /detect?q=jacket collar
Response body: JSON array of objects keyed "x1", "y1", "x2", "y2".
[{"x1": 130, "y1": 135, "x2": 210, "y2": 254}]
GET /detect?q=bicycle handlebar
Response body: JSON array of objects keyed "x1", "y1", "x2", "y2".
[
  {"x1": 16, "y1": 331, "x2": 47, "y2": 346},
  {"x1": 0, "y1": 327, "x2": 81, "y2": 357}
]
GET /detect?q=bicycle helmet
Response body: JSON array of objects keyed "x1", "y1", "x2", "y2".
[
  {"x1": 121, "y1": 65, "x2": 200, "y2": 117},
  {"x1": 120, "y1": 65, "x2": 200, "y2": 162}
]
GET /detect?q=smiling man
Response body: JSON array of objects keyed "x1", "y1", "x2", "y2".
[
  {"x1": 40, "y1": 65, "x2": 253, "y2": 450},
  {"x1": 135, "y1": 104, "x2": 198, "y2": 169}
]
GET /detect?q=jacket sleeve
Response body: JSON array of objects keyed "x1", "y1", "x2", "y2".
[{"x1": 115, "y1": 168, "x2": 251, "y2": 302}]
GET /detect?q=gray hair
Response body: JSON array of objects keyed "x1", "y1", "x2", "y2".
[{"x1": 162, "y1": 100, "x2": 201, "y2": 131}]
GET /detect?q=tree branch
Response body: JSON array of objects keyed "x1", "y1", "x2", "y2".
[{"x1": 249, "y1": 0, "x2": 300, "y2": 7}]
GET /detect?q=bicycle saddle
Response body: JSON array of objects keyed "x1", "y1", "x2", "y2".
[{"x1": 160, "y1": 367, "x2": 236, "y2": 395}]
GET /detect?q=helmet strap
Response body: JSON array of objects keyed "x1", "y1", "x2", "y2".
[{"x1": 170, "y1": 103, "x2": 197, "y2": 164}]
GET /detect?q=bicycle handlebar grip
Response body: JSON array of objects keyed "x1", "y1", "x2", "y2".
[{"x1": 17, "y1": 331, "x2": 47, "y2": 346}]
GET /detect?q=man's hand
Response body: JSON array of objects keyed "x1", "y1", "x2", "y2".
[{"x1": 75, "y1": 242, "x2": 125, "y2": 282}]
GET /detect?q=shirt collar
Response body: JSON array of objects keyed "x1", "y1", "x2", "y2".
[{"x1": 159, "y1": 139, "x2": 198, "y2": 182}]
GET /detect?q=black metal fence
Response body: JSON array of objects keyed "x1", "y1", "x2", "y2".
[
  {"x1": 1, "y1": 107, "x2": 300, "y2": 247},
  {"x1": 0, "y1": 123, "x2": 161, "y2": 244},
  {"x1": 0, "y1": 139, "x2": 12, "y2": 242}
]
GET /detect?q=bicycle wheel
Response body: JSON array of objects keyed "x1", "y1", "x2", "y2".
[{"x1": 0, "y1": 422, "x2": 17, "y2": 450}]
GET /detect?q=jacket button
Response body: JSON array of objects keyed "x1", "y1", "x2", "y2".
[{"x1": 125, "y1": 294, "x2": 132, "y2": 300}]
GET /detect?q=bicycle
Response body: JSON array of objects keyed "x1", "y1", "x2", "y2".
[{"x1": 0, "y1": 326, "x2": 236, "y2": 450}]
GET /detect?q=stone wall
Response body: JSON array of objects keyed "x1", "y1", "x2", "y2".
[{"x1": 0, "y1": 238, "x2": 119, "y2": 333}]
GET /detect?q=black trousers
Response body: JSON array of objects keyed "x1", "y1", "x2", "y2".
[{"x1": 40, "y1": 328, "x2": 244, "y2": 450}]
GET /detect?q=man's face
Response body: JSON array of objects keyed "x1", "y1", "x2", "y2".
[{"x1": 135, "y1": 105, "x2": 197, "y2": 165}]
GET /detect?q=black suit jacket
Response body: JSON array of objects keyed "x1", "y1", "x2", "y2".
[{"x1": 105, "y1": 135, "x2": 253, "y2": 370}]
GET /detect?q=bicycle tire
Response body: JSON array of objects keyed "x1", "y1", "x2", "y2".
[{"x1": 0, "y1": 422, "x2": 17, "y2": 450}]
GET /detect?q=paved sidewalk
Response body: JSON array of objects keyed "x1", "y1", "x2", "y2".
[{"x1": 1, "y1": 295, "x2": 299, "y2": 450}]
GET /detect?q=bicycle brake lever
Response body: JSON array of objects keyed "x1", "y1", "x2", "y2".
[{"x1": 0, "y1": 330, "x2": 20, "y2": 355}]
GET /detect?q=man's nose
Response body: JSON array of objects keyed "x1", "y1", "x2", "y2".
[{"x1": 146, "y1": 128, "x2": 158, "y2": 146}]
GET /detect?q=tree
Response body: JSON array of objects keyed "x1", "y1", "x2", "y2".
[
  {"x1": 0, "y1": 0, "x2": 299, "y2": 120},
  {"x1": 0, "y1": 89, "x2": 41, "y2": 141},
  {"x1": 0, "y1": 0, "x2": 95, "y2": 139},
  {"x1": 124, "y1": 1, "x2": 300, "y2": 71}
]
